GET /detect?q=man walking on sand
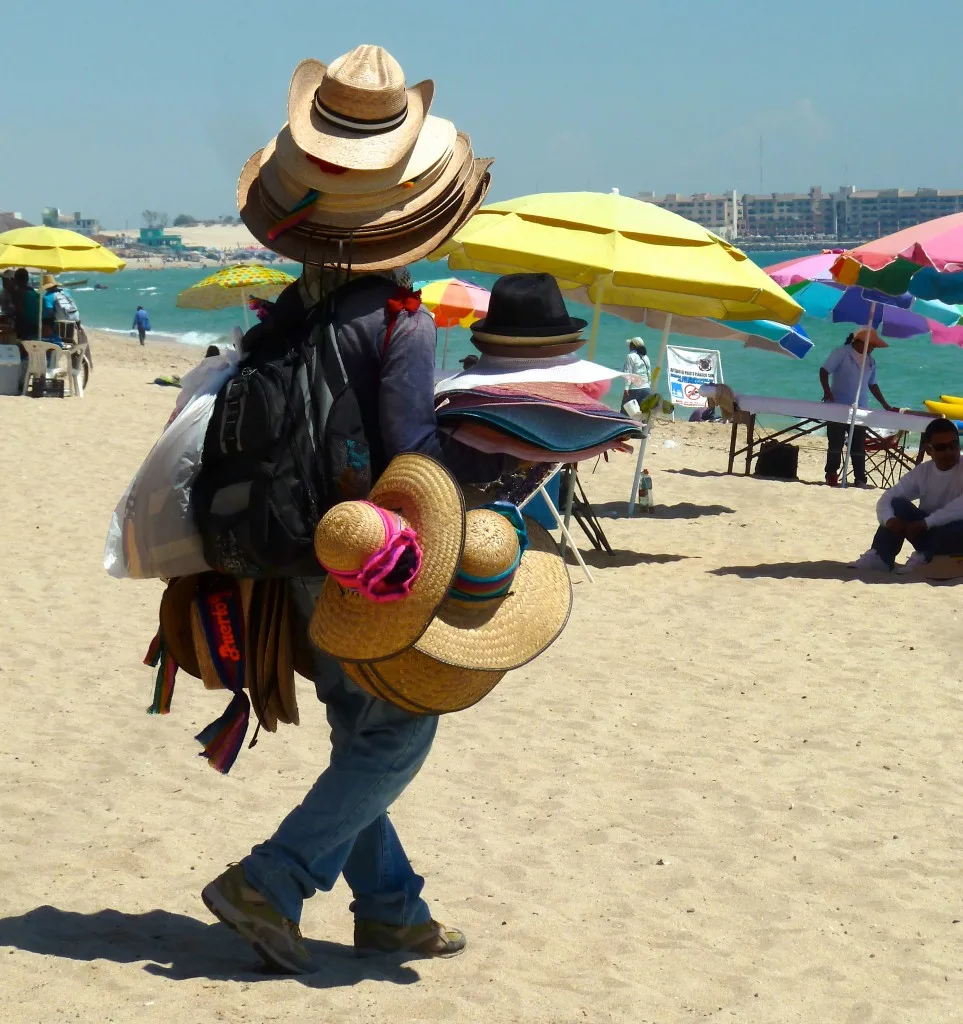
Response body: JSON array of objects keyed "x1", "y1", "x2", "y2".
[
  {"x1": 819, "y1": 327, "x2": 896, "y2": 487},
  {"x1": 132, "y1": 305, "x2": 150, "y2": 345},
  {"x1": 194, "y1": 44, "x2": 498, "y2": 973}
]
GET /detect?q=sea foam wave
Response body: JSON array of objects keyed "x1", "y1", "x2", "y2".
[{"x1": 88, "y1": 325, "x2": 228, "y2": 348}]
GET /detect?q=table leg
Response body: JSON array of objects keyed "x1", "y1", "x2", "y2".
[{"x1": 745, "y1": 414, "x2": 756, "y2": 475}]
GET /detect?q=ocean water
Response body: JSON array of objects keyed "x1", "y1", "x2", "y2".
[{"x1": 73, "y1": 254, "x2": 962, "y2": 410}]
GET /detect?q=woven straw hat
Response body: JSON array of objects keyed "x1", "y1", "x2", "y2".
[
  {"x1": 287, "y1": 47, "x2": 433, "y2": 171},
  {"x1": 274, "y1": 117, "x2": 456, "y2": 195},
  {"x1": 414, "y1": 511, "x2": 571, "y2": 671},
  {"x1": 342, "y1": 653, "x2": 505, "y2": 715},
  {"x1": 309, "y1": 454, "x2": 465, "y2": 661},
  {"x1": 238, "y1": 144, "x2": 491, "y2": 271},
  {"x1": 158, "y1": 575, "x2": 200, "y2": 679}
]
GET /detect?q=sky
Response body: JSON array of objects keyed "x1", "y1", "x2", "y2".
[{"x1": 2, "y1": 0, "x2": 962, "y2": 228}]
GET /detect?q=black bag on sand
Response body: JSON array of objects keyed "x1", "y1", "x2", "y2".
[
  {"x1": 754, "y1": 440, "x2": 799, "y2": 481},
  {"x1": 193, "y1": 280, "x2": 374, "y2": 578}
]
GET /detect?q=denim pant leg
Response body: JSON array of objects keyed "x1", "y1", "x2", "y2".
[
  {"x1": 825, "y1": 422, "x2": 846, "y2": 477},
  {"x1": 917, "y1": 518, "x2": 963, "y2": 561},
  {"x1": 241, "y1": 579, "x2": 438, "y2": 926},
  {"x1": 871, "y1": 497, "x2": 924, "y2": 567}
]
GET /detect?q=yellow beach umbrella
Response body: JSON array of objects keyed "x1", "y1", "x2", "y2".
[
  {"x1": 432, "y1": 191, "x2": 803, "y2": 356},
  {"x1": 0, "y1": 226, "x2": 126, "y2": 273},
  {"x1": 176, "y1": 263, "x2": 296, "y2": 327},
  {"x1": 431, "y1": 190, "x2": 803, "y2": 514}
]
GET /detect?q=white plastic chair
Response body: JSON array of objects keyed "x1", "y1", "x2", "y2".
[{"x1": 20, "y1": 340, "x2": 72, "y2": 397}]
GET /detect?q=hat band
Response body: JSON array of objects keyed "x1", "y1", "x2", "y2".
[
  {"x1": 321, "y1": 502, "x2": 423, "y2": 603},
  {"x1": 449, "y1": 502, "x2": 529, "y2": 603},
  {"x1": 314, "y1": 95, "x2": 408, "y2": 134}
]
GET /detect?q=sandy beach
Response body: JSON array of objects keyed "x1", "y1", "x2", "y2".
[{"x1": 1, "y1": 331, "x2": 961, "y2": 1023}]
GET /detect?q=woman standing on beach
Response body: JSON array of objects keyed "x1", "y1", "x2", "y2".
[{"x1": 622, "y1": 336, "x2": 652, "y2": 410}]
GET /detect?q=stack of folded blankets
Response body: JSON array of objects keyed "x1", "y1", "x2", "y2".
[{"x1": 434, "y1": 273, "x2": 643, "y2": 462}]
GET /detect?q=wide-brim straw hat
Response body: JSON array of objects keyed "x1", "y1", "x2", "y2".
[
  {"x1": 342, "y1": 652, "x2": 506, "y2": 715},
  {"x1": 158, "y1": 575, "x2": 200, "y2": 679},
  {"x1": 853, "y1": 326, "x2": 889, "y2": 349},
  {"x1": 41, "y1": 274, "x2": 60, "y2": 290},
  {"x1": 258, "y1": 131, "x2": 473, "y2": 229},
  {"x1": 239, "y1": 147, "x2": 491, "y2": 271},
  {"x1": 287, "y1": 49, "x2": 433, "y2": 172},
  {"x1": 274, "y1": 117, "x2": 456, "y2": 195},
  {"x1": 414, "y1": 513, "x2": 571, "y2": 671},
  {"x1": 309, "y1": 454, "x2": 465, "y2": 661}
]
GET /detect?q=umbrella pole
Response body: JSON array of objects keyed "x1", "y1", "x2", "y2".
[
  {"x1": 627, "y1": 313, "x2": 672, "y2": 516},
  {"x1": 241, "y1": 295, "x2": 250, "y2": 330},
  {"x1": 441, "y1": 323, "x2": 451, "y2": 369},
  {"x1": 840, "y1": 301, "x2": 875, "y2": 488},
  {"x1": 587, "y1": 287, "x2": 604, "y2": 360}
]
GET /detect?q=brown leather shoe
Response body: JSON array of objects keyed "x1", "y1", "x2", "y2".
[{"x1": 354, "y1": 918, "x2": 467, "y2": 958}]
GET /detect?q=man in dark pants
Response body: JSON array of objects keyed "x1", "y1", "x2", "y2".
[
  {"x1": 819, "y1": 328, "x2": 896, "y2": 486},
  {"x1": 850, "y1": 419, "x2": 963, "y2": 572}
]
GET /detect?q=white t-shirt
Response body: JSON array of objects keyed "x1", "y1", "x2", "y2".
[
  {"x1": 876, "y1": 459, "x2": 963, "y2": 528},
  {"x1": 622, "y1": 350, "x2": 651, "y2": 387}
]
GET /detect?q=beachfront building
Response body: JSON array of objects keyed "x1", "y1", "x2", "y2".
[
  {"x1": 639, "y1": 185, "x2": 963, "y2": 242},
  {"x1": 138, "y1": 227, "x2": 184, "y2": 250},
  {"x1": 42, "y1": 207, "x2": 101, "y2": 236}
]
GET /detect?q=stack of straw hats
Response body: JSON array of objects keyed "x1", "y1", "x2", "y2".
[
  {"x1": 309, "y1": 453, "x2": 572, "y2": 713},
  {"x1": 238, "y1": 45, "x2": 493, "y2": 270}
]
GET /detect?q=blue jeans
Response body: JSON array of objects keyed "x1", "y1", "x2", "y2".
[
  {"x1": 241, "y1": 580, "x2": 437, "y2": 927},
  {"x1": 872, "y1": 497, "x2": 963, "y2": 568}
]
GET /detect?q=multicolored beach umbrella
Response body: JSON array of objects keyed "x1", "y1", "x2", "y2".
[
  {"x1": 414, "y1": 277, "x2": 490, "y2": 369},
  {"x1": 829, "y1": 212, "x2": 963, "y2": 303},
  {"x1": 766, "y1": 252, "x2": 963, "y2": 347},
  {"x1": 177, "y1": 263, "x2": 296, "y2": 313}
]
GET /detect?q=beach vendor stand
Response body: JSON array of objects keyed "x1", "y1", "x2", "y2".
[
  {"x1": 724, "y1": 392, "x2": 932, "y2": 485},
  {"x1": 430, "y1": 188, "x2": 804, "y2": 515}
]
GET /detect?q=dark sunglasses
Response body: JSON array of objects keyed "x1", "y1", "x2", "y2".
[{"x1": 929, "y1": 438, "x2": 961, "y2": 453}]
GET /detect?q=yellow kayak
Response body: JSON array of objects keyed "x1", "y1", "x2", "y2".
[
  {"x1": 940, "y1": 394, "x2": 963, "y2": 403},
  {"x1": 924, "y1": 399, "x2": 963, "y2": 418}
]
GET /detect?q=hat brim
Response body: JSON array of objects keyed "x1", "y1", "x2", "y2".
[
  {"x1": 309, "y1": 454, "x2": 465, "y2": 661},
  {"x1": 414, "y1": 517, "x2": 572, "y2": 671},
  {"x1": 343, "y1": 651, "x2": 506, "y2": 715},
  {"x1": 287, "y1": 58, "x2": 433, "y2": 172},
  {"x1": 259, "y1": 132, "x2": 472, "y2": 231},
  {"x1": 159, "y1": 575, "x2": 201, "y2": 679},
  {"x1": 469, "y1": 317, "x2": 588, "y2": 339},
  {"x1": 275, "y1": 117, "x2": 455, "y2": 195},
  {"x1": 239, "y1": 148, "x2": 492, "y2": 271},
  {"x1": 471, "y1": 337, "x2": 586, "y2": 360}
]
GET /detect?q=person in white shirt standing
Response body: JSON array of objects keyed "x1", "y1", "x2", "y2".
[
  {"x1": 851, "y1": 418, "x2": 963, "y2": 572},
  {"x1": 621, "y1": 337, "x2": 652, "y2": 410},
  {"x1": 819, "y1": 327, "x2": 896, "y2": 486}
]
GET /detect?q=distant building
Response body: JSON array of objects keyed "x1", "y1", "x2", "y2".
[
  {"x1": 637, "y1": 190, "x2": 740, "y2": 239},
  {"x1": 835, "y1": 187, "x2": 963, "y2": 238},
  {"x1": 138, "y1": 227, "x2": 183, "y2": 249},
  {"x1": 42, "y1": 207, "x2": 101, "y2": 236}
]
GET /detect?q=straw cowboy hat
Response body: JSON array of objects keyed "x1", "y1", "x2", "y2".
[
  {"x1": 470, "y1": 273, "x2": 587, "y2": 349},
  {"x1": 337, "y1": 506, "x2": 572, "y2": 714},
  {"x1": 287, "y1": 47, "x2": 434, "y2": 172},
  {"x1": 852, "y1": 326, "x2": 889, "y2": 349},
  {"x1": 309, "y1": 453, "x2": 465, "y2": 662},
  {"x1": 238, "y1": 44, "x2": 493, "y2": 269},
  {"x1": 41, "y1": 274, "x2": 60, "y2": 290}
]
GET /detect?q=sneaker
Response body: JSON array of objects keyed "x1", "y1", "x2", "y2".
[
  {"x1": 201, "y1": 864, "x2": 313, "y2": 975},
  {"x1": 825, "y1": 473, "x2": 839, "y2": 487},
  {"x1": 853, "y1": 479, "x2": 873, "y2": 489},
  {"x1": 848, "y1": 549, "x2": 891, "y2": 572},
  {"x1": 354, "y1": 918, "x2": 467, "y2": 959},
  {"x1": 896, "y1": 551, "x2": 929, "y2": 574}
]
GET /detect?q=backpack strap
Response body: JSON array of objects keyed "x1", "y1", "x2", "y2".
[{"x1": 382, "y1": 287, "x2": 422, "y2": 360}]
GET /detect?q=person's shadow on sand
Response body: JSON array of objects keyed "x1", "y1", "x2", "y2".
[
  {"x1": 0, "y1": 906, "x2": 421, "y2": 988},
  {"x1": 711, "y1": 560, "x2": 957, "y2": 585}
]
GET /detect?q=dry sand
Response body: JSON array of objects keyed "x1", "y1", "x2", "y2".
[{"x1": 1, "y1": 333, "x2": 961, "y2": 1023}]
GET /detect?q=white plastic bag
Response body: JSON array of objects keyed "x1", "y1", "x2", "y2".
[{"x1": 104, "y1": 350, "x2": 240, "y2": 580}]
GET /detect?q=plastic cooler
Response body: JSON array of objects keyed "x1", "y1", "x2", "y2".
[{"x1": 0, "y1": 344, "x2": 22, "y2": 396}]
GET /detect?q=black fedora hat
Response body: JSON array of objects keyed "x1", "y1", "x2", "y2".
[{"x1": 470, "y1": 273, "x2": 587, "y2": 344}]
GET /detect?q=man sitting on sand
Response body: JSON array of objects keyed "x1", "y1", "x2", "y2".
[{"x1": 850, "y1": 418, "x2": 963, "y2": 572}]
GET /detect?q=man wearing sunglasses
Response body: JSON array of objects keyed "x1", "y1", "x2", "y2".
[{"x1": 851, "y1": 418, "x2": 963, "y2": 572}]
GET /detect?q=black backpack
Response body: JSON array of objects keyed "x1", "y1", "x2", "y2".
[{"x1": 193, "y1": 280, "x2": 375, "y2": 578}]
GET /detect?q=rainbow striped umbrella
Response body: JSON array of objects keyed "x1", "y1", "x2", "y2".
[{"x1": 415, "y1": 277, "x2": 490, "y2": 368}]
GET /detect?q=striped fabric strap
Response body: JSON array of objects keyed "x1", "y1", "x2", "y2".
[{"x1": 449, "y1": 502, "x2": 528, "y2": 602}]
